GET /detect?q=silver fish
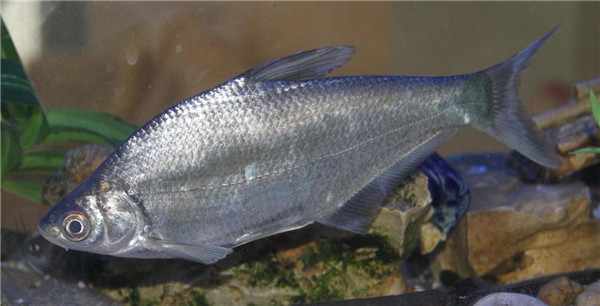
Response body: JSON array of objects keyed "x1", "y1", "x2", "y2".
[{"x1": 38, "y1": 27, "x2": 562, "y2": 264}]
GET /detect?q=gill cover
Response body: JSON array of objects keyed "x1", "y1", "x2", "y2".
[{"x1": 38, "y1": 178, "x2": 139, "y2": 255}]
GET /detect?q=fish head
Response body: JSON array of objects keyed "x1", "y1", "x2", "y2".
[{"x1": 38, "y1": 178, "x2": 140, "y2": 256}]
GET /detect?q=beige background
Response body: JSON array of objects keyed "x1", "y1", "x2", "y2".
[{"x1": 2, "y1": 2, "x2": 599, "y2": 230}]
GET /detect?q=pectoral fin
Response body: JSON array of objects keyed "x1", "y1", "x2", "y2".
[{"x1": 150, "y1": 239, "x2": 233, "y2": 264}]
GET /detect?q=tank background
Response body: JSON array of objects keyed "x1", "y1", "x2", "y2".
[{"x1": 1, "y1": 2, "x2": 599, "y2": 230}]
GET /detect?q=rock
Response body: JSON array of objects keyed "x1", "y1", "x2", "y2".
[
  {"x1": 572, "y1": 78, "x2": 600, "y2": 100},
  {"x1": 496, "y1": 222, "x2": 600, "y2": 284},
  {"x1": 1, "y1": 292, "x2": 10, "y2": 306},
  {"x1": 0, "y1": 266, "x2": 118, "y2": 305},
  {"x1": 419, "y1": 222, "x2": 446, "y2": 255},
  {"x1": 537, "y1": 277, "x2": 582, "y2": 306},
  {"x1": 417, "y1": 153, "x2": 470, "y2": 254},
  {"x1": 473, "y1": 292, "x2": 547, "y2": 306},
  {"x1": 291, "y1": 290, "x2": 448, "y2": 306},
  {"x1": 429, "y1": 217, "x2": 471, "y2": 279},
  {"x1": 445, "y1": 268, "x2": 600, "y2": 305},
  {"x1": 372, "y1": 171, "x2": 432, "y2": 258},
  {"x1": 576, "y1": 280, "x2": 600, "y2": 306},
  {"x1": 431, "y1": 153, "x2": 600, "y2": 284},
  {"x1": 94, "y1": 225, "x2": 406, "y2": 305},
  {"x1": 42, "y1": 144, "x2": 113, "y2": 205}
]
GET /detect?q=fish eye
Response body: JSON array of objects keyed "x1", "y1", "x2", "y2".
[{"x1": 62, "y1": 212, "x2": 91, "y2": 242}]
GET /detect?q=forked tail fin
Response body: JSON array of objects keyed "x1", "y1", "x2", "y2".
[{"x1": 474, "y1": 26, "x2": 562, "y2": 168}]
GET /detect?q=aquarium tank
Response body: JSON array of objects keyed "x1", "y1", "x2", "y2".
[{"x1": 1, "y1": 2, "x2": 599, "y2": 305}]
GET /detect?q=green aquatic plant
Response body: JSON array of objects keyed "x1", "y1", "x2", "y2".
[
  {"x1": 1, "y1": 18, "x2": 136, "y2": 204},
  {"x1": 230, "y1": 230, "x2": 400, "y2": 304},
  {"x1": 570, "y1": 89, "x2": 600, "y2": 155},
  {"x1": 233, "y1": 252, "x2": 289, "y2": 288},
  {"x1": 186, "y1": 290, "x2": 210, "y2": 306}
]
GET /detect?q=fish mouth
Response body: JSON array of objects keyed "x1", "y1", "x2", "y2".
[
  {"x1": 37, "y1": 228, "x2": 60, "y2": 247},
  {"x1": 37, "y1": 213, "x2": 63, "y2": 247}
]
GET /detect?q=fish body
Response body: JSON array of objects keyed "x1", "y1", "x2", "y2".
[{"x1": 39, "y1": 28, "x2": 561, "y2": 263}]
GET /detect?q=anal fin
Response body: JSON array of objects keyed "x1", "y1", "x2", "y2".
[
  {"x1": 318, "y1": 129, "x2": 456, "y2": 234},
  {"x1": 233, "y1": 217, "x2": 313, "y2": 247}
]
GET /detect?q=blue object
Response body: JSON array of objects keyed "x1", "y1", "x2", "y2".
[{"x1": 419, "y1": 153, "x2": 470, "y2": 236}]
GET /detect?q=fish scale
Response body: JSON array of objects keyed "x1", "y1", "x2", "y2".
[
  {"x1": 39, "y1": 28, "x2": 562, "y2": 264},
  {"x1": 116, "y1": 77, "x2": 462, "y2": 245}
]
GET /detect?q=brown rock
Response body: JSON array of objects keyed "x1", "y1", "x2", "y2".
[
  {"x1": 496, "y1": 222, "x2": 600, "y2": 283},
  {"x1": 538, "y1": 277, "x2": 583, "y2": 306},
  {"x1": 572, "y1": 77, "x2": 600, "y2": 100},
  {"x1": 466, "y1": 182, "x2": 591, "y2": 277},
  {"x1": 42, "y1": 144, "x2": 113, "y2": 205},
  {"x1": 419, "y1": 221, "x2": 445, "y2": 254},
  {"x1": 432, "y1": 154, "x2": 600, "y2": 284},
  {"x1": 430, "y1": 217, "x2": 472, "y2": 279},
  {"x1": 372, "y1": 172, "x2": 433, "y2": 258},
  {"x1": 276, "y1": 241, "x2": 318, "y2": 266}
]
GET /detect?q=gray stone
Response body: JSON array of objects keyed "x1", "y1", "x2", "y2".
[
  {"x1": 473, "y1": 292, "x2": 547, "y2": 306},
  {"x1": 576, "y1": 280, "x2": 600, "y2": 306},
  {"x1": 1, "y1": 266, "x2": 118, "y2": 306}
]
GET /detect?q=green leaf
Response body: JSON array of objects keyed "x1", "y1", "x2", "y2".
[
  {"x1": 1, "y1": 59, "x2": 41, "y2": 106},
  {"x1": 1, "y1": 179, "x2": 44, "y2": 204},
  {"x1": 19, "y1": 151, "x2": 66, "y2": 173},
  {"x1": 2, "y1": 103, "x2": 50, "y2": 149},
  {"x1": 1, "y1": 58, "x2": 28, "y2": 79},
  {"x1": 1, "y1": 58, "x2": 50, "y2": 150},
  {"x1": 20, "y1": 107, "x2": 50, "y2": 148},
  {"x1": 1, "y1": 18, "x2": 19, "y2": 61},
  {"x1": 590, "y1": 89, "x2": 600, "y2": 127},
  {"x1": 570, "y1": 147, "x2": 600, "y2": 155},
  {"x1": 43, "y1": 129, "x2": 117, "y2": 146},
  {"x1": 1, "y1": 121, "x2": 22, "y2": 178},
  {"x1": 46, "y1": 109, "x2": 136, "y2": 145},
  {"x1": 570, "y1": 91, "x2": 600, "y2": 155}
]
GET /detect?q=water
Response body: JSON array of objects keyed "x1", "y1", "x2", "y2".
[{"x1": 1, "y1": 2, "x2": 599, "y2": 305}]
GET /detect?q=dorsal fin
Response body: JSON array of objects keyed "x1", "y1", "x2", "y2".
[{"x1": 244, "y1": 46, "x2": 355, "y2": 82}]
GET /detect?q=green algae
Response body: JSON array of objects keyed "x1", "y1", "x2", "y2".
[
  {"x1": 290, "y1": 267, "x2": 346, "y2": 303},
  {"x1": 230, "y1": 229, "x2": 401, "y2": 304},
  {"x1": 100, "y1": 221, "x2": 404, "y2": 305},
  {"x1": 186, "y1": 290, "x2": 209, "y2": 306},
  {"x1": 112, "y1": 285, "x2": 209, "y2": 306},
  {"x1": 118, "y1": 287, "x2": 160, "y2": 306},
  {"x1": 233, "y1": 252, "x2": 298, "y2": 289}
]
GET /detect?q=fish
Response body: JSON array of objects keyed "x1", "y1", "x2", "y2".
[{"x1": 38, "y1": 27, "x2": 562, "y2": 264}]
